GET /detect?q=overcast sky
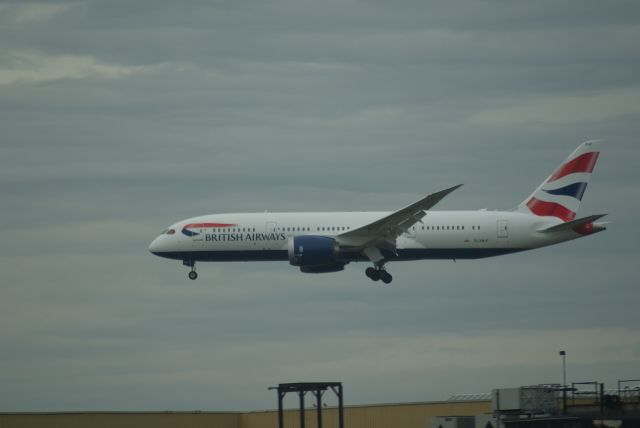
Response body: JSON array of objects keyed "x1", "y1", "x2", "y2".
[{"x1": 1, "y1": 0, "x2": 639, "y2": 412}]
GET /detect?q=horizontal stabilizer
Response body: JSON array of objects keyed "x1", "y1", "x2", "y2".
[{"x1": 538, "y1": 214, "x2": 607, "y2": 233}]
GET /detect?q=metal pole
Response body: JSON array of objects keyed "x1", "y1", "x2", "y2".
[
  {"x1": 599, "y1": 383, "x2": 604, "y2": 414},
  {"x1": 560, "y1": 350, "x2": 567, "y2": 414},
  {"x1": 278, "y1": 390, "x2": 284, "y2": 428},
  {"x1": 338, "y1": 384, "x2": 344, "y2": 428},
  {"x1": 562, "y1": 353, "x2": 567, "y2": 389},
  {"x1": 496, "y1": 389, "x2": 500, "y2": 428},
  {"x1": 299, "y1": 391, "x2": 305, "y2": 428},
  {"x1": 316, "y1": 389, "x2": 323, "y2": 428}
]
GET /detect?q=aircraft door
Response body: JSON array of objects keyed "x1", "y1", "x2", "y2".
[{"x1": 497, "y1": 219, "x2": 509, "y2": 239}]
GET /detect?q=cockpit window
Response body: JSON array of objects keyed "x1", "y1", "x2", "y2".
[{"x1": 166, "y1": 229, "x2": 175, "y2": 235}]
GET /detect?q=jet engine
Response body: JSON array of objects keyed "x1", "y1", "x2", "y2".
[{"x1": 287, "y1": 235, "x2": 344, "y2": 273}]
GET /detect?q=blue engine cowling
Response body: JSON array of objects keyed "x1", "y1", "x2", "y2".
[{"x1": 288, "y1": 235, "x2": 340, "y2": 268}]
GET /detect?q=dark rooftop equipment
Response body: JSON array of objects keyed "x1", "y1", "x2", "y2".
[
  {"x1": 269, "y1": 382, "x2": 344, "y2": 428},
  {"x1": 618, "y1": 379, "x2": 640, "y2": 402}
]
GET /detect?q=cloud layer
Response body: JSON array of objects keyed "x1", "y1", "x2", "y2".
[{"x1": 1, "y1": 0, "x2": 639, "y2": 411}]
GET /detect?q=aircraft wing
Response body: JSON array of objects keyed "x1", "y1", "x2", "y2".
[{"x1": 335, "y1": 184, "x2": 463, "y2": 257}]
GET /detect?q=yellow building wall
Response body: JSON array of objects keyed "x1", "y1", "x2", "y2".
[
  {"x1": 241, "y1": 400, "x2": 491, "y2": 428},
  {"x1": 0, "y1": 412, "x2": 241, "y2": 428},
  {"x1": 0, "y1": 400, "x2": 491, "y2": 428}
]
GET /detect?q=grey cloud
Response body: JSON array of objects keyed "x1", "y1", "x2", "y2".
[{"x1": 1, "y1": 0, "x2": 639, "y2": 412}]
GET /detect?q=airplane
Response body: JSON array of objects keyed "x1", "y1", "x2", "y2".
[{"x1": 149, "y1": 141, "x2": 606, "y2": 283}]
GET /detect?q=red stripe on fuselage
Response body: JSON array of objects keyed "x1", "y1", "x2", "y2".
[
  {"x1": 548, "y1": 152, "x2": 599, "y2": 182},
  {"x1": 526, "y1": 198, "x2": 576, "y2": 222},
  {"x1": 184, "y1": 223, "x2": 237, "y2": 229}
]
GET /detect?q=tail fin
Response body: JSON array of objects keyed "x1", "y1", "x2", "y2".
[{"x1": 516, "y1": 140, "x2": 602, "y2": 222}]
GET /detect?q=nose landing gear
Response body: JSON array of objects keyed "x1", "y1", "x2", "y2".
[
  {"x1": 365, "y1": 266, "x2": 393, "y2": 284},
  {"x1": 183, "y1": 260, "x2": 198, "y2": 280}
]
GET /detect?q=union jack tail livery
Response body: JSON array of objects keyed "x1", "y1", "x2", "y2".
[
  {"x1": 517, "y1": 140, "x2": 601, "y2": 222},
  {"x1": 150, "y1": 141, "x2": 607, "y2": 283}
]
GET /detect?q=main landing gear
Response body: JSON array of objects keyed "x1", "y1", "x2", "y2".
[
  {"x1": 184, "y1": 260, "x2": 198, "y2": 280},
  {"x1": 365, "y1": 265, "x2": 393, "y2": 284}
]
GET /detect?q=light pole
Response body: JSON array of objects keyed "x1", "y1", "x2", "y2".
[{"x1": 559, "y1": 350, "x2": 567, "y2": 414}]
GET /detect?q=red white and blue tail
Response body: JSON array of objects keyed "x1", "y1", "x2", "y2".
[{"x1": 517, "y1": 140, "x2": 602, "y2": 222}]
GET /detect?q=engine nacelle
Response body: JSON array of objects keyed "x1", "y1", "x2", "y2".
[
  {"x1": 300, "y1": 263, "x2": 345, "y2": 274},
  {"x1": 288, "y1": 235, "x2": 340, "y2": 267}
]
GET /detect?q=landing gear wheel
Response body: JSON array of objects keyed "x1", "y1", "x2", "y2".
[
  {"x1": 183, "y1": 260, "x2": 198, "y2": 280},
  {"x1": 365, "y1": 260, "x2": 393, "y2": 283},
  {"x1": 365, "y1": 267, "x2": 380, "y2": 281},
  {"x1": 380, "y1": 271, "x2": 393, "y2": 284},
  {"x1": 364, "y1": 267, "x2": 393, "y2": 284}
]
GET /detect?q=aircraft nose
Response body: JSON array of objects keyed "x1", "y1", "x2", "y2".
[{"x1": 148, "y1": 236, "x2": 163, "y2": 254}]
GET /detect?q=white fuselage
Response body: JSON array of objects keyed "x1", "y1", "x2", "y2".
[
  {"x1": 149, "y1": 142, "x2": 605, "y2": 282},
  {"x1": 149, "y1": 210, "x2": 576, "y2": 263}
]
